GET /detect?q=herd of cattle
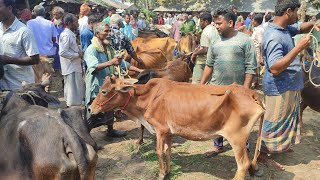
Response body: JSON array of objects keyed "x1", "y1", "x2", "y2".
[{"x1": 0, "y1": 33, "x2": 320, "y2": 180}]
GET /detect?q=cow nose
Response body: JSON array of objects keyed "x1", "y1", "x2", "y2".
[{"x1": 87, "y1": 106, "x2": 92, "y2": 113}]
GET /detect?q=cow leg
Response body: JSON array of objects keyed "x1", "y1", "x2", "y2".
[
  {"x1": 164, "y1": 135, "x2": 172, "y2": 174},
  {"x1": 156, "y1": 131, "x2": 167, "y2": 180},
  {"x1": 136, "y1": 125, "x2": 144, "y2": 145},
  {"x1": 300, "y1": 101, "x2": 307, "y2": 134},
  {"x1": 227, "y1": 135, "x2": 251, "y2": 180}
]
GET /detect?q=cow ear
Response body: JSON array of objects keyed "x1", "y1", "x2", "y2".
[{"x1": 116, "y1": 85, "x2": 134, "y2": 92}]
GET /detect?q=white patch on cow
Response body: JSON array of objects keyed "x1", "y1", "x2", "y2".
[
  {"x1": 137, "y1": 116, "x2": 155, "y2": 135},
  {"x1": 17, "y1": 120, "x2": 27, "y2": 132}
]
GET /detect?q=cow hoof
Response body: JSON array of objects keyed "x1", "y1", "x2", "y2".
[{"x1": 250, "y1": 165, "x2": 264, "y2": 177}]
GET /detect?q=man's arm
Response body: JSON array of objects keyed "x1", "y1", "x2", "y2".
[
  {"x1": 243, "y1": 74, "x2": 254, "y2": 89},
  {"x1": 59, "y1": 35, "x2": 81, "y2": 60},
  {"x1": 0, "y1": 55, "x2": 39, "y2": 65},
  {"x1": 200, "y1": 65, "x2": 213, "y2": 84},
  {"x1": 269, "y1": 35, "x2": 310, "y2": 76},
  {"x1": 299, "y1": 22, "x2": 318, "y2": 34}
]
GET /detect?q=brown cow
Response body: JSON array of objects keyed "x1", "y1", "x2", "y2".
[
  {"x1": 90, "y1": 77, "x2": 265, "y2": 180},
  {"x1": 135, "y1": 60, "x2": 192, "y2": 144},
  {"x1": 131, "y1": 37, "x2": 177, "y2": 62},
  {"x1": 32, "y1": 56, "x2": 55, "y2": 83},
  {"x1": 176, "y1": 34, "x2": 197, "y2": 54}
]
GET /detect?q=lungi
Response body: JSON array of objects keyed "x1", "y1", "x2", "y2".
[
  {"x1": 260, "y1": 90, "x2": 301, "y2": 153},
  {"x1": 63, "y1": 72, "x2": 84, "y2": 106}
]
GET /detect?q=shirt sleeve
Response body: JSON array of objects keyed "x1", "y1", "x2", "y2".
[
  {"x1": 264, "y1": 38, "x2": 284, "y2": 69},
  {"x1": 80, "y1": 33, "x2": 91, "y2": 52},
  {"x1": 59, "y1": 34, "x2": 79, "y2": 59},
  {"x1": 244, "y1": 38, "x2": 257, "y2": 75},
  {"x1": 206, "y1": 43, "x2": 215, "y2": 67},
  {"x1": 51, "y1": 22, "x2": 58, "y2": 38},
  {"x1": 124, "y1": 36, "x2": 135, "y2": 55},
  {"x1": 21, "y1": 28, "x2": 39, "y2": 56},
  {"x1": 288, "y1": 23, "x2": 300, "y2": 37},
  {"x1": 84, "y1": 47, "x2": 99, "y2": 74}
]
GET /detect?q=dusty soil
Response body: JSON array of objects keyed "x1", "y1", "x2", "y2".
[
  {"x1": 50, "y1": 72, "x2": 320, "y2": 180},
  {"x1": 92, "y1": 108, "x2": 320, "y2": 180}
]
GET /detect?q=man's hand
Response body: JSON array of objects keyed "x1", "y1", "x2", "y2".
[
  {"x1": 191, "y1": 53, "x2": 197, "y2": 62},
  {"x1": 296, "y1": 34, "x2": 311, "y2": 52},
  {"x1": 110, "y1": 58, "x2": 121, "y2": 65},
  {"x1": 78, "y1": 51, "x2": 84, "y2": 59}
]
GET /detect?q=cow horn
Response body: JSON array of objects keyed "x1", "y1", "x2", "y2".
[{"x1": 123, "y1": 78, "x2": 138, "y2": 85}]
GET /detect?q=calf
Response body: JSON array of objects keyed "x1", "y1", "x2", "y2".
[
  {"x1": 90, "y1": 77, "x2": 264, "y2": 179},
  {"x1": 0, "y1": 90, "x2": 97, "y2": 179}
]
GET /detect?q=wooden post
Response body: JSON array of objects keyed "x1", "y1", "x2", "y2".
[{"x1": 25, "y1": 0, "x2": 30, "y2": 9}]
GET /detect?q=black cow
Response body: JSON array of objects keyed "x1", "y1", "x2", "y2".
[
  {"x1": 300, "y1": 63, "x2": 320, "y2": 132},
  {"x1": 0, "y1": 87, "x2": 97, "y2": 179}
]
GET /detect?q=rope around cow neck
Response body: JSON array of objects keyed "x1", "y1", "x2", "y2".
[{"x1": 302, "y1": 23, "x2": 320, "y2": 87}]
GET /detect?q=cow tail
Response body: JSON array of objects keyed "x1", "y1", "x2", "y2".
[{"x1": 249, "y1": 113, "x2": 264, "y2": 176}]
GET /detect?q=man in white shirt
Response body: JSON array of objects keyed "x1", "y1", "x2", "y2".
[
  {"x1": 78, "y1": 3, "x2": 91, "y2": 33},
  {"x1": 0, "y1": 0, "x2": 40, "y2": 90},
  {"x1": 190, "y1": 13, "x2": 219, "y2": 84},
  {"x1": 59, "y1": 13, "x2": 83, "y2": 107},
  {"x1": 27, "y1": 5, "x2": 58, "y2": 57},
  {"x1": 251, "y1": 14, "x2": 265, "y2": 89}
]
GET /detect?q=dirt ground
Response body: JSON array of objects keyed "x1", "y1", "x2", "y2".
[{"x1": 51, "y1": 72, "x2": 320, "y2": 180}]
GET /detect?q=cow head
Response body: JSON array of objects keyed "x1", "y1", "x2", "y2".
[
  {"x1": 17, "y1": 83, "x2": 60, "y2": 107},
  {"x1": 90, "y1": 76, "x2": 137, "y2": 115}
]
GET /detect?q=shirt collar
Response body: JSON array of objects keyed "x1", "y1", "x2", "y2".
[
  {"x1": 268, "y1": 21, "x2": 287, "y2": 31},
  {"x1": 0, "y1": 17, "x2": 19, "y2": 32},
  {"x1": 64, "y1": 28, "x2": 76, "y2": 37}
]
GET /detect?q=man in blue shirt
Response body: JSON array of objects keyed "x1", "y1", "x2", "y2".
[
  {"x1": 121, "y1": 14, "x2": 134, "y2": 41},
  {"x1": 80, "y1": 15, "x2": 99, "y2": 52},
  {"x1": 80, "y1": 15, "x2": 99, "y2": 71},
  {"x1": 259, "y1": 0, "x2": 319, "y2": 171}
]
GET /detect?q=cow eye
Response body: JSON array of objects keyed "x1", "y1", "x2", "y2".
[{"x1": 101, "y1": 90, "x2": 107, "y2": 95}]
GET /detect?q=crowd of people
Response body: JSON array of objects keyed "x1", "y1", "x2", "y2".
[{"x1": 1, "y1": 0, "x2": 320, "y2": 173}]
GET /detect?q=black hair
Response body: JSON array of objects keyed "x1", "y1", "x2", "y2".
[
  {"x1": 3, "y1": 0, "x2": 16, "y2": 13},
  {"x1": 214, "y1": 7, "x2": 237, "y2": 26},
  {"x1": 63, "y1": 13, "x2": 75, "y2": 25},
  {"x1": 200, "y1": 13, "x2": 212, "y2": 23},
  {"x1": 125, "y1": 14, "x2": 130, "y2": 18},
  {"x1": 253, "y1": 14, "x2": 264, "y2": 25},
  {"x1": 316, "y1": 12, "x2": 320, "y2": 20},
  {"x1": 275, "y1": 0, "x2": 301, "y2": 16},
  {"x1": 88, "y1": 15, "x2": 99, "y2": 24},
  {"x1": 265, "y1": 14, "x2": 272, "y2": 22}
]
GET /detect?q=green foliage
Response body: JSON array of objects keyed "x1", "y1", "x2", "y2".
[{"x1": 309, "y1": 0, "x2": 320, "y2": 9}]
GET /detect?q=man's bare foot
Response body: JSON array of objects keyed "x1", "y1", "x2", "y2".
[
  {"x1": 258, "y1": 153, "x2": 285, "y2": 171},
  {"x1": 204, "y1": 147, "x2": 224, "y2": 158}
]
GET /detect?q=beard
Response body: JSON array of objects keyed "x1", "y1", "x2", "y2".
[{"x1": 53, "y1": 19, "x2": 63, "y2": 26}]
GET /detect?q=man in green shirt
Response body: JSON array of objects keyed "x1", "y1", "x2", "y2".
[
  {"x1": 102, "y1": 7, "x2": 116, "y2": 25},
  {"x1": 179, "y1": 13, "x2": 196, "y2": 36},
  {"x1": 200, "y1": 7, "x2": 256, "y2": 157}
]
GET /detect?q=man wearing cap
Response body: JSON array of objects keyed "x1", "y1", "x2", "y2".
[
  {"x1": 27, "y1": 5, "x2": 58, "y2": 58},
  {"x1": 78, "y1": 3, "x2": 91, "y2": 33},
  {"x1": 0, "y1": 0, "x2": 40, "y2": 90}
]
